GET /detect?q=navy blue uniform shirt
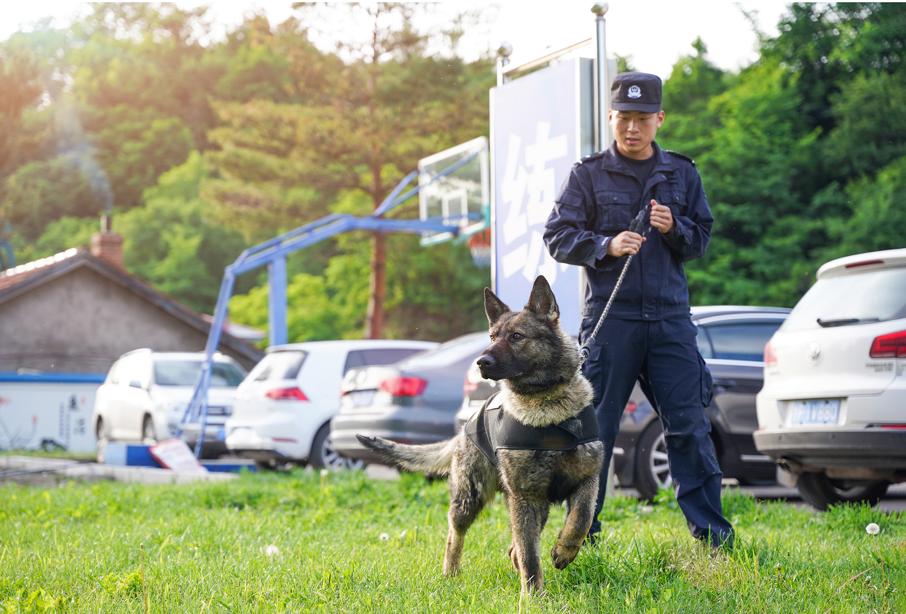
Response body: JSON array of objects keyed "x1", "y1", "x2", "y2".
[{"x1": 543, "y1": 141, "x2": 713, "y2": 325}]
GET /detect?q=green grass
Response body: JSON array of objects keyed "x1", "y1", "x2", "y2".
[{"x1": 1, "y1": 470, "x2": 904, "y2": 612}]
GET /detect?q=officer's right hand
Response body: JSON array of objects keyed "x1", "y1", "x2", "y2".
[{"x1": 607, "y1": 231, "x2": 645, "y2": 257}]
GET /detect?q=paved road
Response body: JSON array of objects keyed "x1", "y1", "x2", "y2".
[
  {"x1": 364, "y1": 465, "x2": 906, "y2": 512},
  {"x1": 736, "y1": 482, "x2": 906, "y2": 512}
]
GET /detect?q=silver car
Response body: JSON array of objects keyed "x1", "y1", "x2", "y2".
[{"x1": 330, "y1": 332, "x2": 488, "y2": 464}]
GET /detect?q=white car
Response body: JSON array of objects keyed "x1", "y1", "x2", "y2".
[
  {"x1": 93, "y1": 349, "x2": 248, "y2": 460},
  {"x1": 225, "y1": 339, "x2": 437, "y2": 470},
  {"x1": 755, "y1": 248, "x2": 906, "y2": 509}
]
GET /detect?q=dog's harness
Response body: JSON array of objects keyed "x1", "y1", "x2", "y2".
[{"x1": 464, "y1": 392, "x2": 599, "y2": 466}]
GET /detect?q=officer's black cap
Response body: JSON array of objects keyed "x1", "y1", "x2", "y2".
[{"x1": 611, "y1": 72, "x2": 662, "y2": 113}]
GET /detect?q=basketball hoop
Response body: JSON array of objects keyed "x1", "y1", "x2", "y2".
[{"x1": 467, "y1": 228, "x2": 491, "y2": 267}]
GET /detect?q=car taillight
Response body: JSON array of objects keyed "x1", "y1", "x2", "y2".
[
  {"x1": 265, "y1": 387, "x2": 309, "y2": 401},
  {"x1": 379, "y1": 376, "x2": 427, "y2": 397},
  {"x1": 764, "y1": 341, "x2": 778, "y2": 367},
  {"x1": 869, "y1": 330, "x2": 906, "y2": 358}
]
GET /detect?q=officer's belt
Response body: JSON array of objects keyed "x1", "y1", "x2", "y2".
[{"x1": 464, "y1": 392, "x2": 599, "y2": 466}]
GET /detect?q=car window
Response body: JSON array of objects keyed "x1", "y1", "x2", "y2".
[
  {"x1": 696, "y1": 328, "x2": 714, "y2": 359},
  {"x1": 249, "y1": 351, "x2": 307, "y2": 382},
  {"x1": 343, "y1": 347, "x2": 431, "y2": 374},
  {"x1": 344, "y1": 350, "x2": 366, "y2": 373},
  {"x1": 396, "y1": 334, "x2": 487, "y2": 369},
  {"x1": 705, "y1": 322, "x2": 784, "y2": 362},
  {"x1": 153, "y1": 360, "x2": 246, "y2": 387},
  {"x1": 782, "y1": 268, "x2": 906, "y2": 331}
]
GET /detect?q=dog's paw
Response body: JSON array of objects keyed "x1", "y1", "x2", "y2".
[
  {"x1": 551, "y1": 542, "x2": 580, "y2": 569},
  {"x1": 507, "y1": 543, "x2": 520, "y2": 571}
]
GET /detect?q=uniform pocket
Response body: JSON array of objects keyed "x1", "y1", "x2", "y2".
[
  {"x1": 698, "y1": 354, "x2": 714, "y2": 407},
  {"x1": 594, "y1": 190, "x2": 635, "y2": 232},
  {"x1": 656, "y1": 183, "x2": 688, "y2": 216}
]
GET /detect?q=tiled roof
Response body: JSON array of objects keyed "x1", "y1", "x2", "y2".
[
  {"x1": 0, "y1": 248, "x2": 81, "y2": 292},
  {"x1": 0, "y1": 248, "x2": 263, "y2": 365}
]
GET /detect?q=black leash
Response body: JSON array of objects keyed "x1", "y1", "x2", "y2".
[{"x1": 578, "y1": 204, "x2": 651, "y2": 367}]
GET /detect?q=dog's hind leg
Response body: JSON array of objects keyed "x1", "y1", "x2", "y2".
[
  {"x1": 552, "y1": 475, "x2": 599, "y2": 569},
  {"x1": 508, "y1": 497, "x2": 546, "y2": 594}
]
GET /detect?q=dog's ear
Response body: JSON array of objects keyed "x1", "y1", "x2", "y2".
[
  {"x1": 526, "y1": 275, "x2": 559, "y2": 323},
  {"x1": 484, "y1": 287, "x2": 511, "y2": 325}
]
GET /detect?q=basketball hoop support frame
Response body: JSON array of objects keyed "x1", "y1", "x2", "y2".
[{"x1": 183, "y1": 149, "x2": 485, "y2": 457}]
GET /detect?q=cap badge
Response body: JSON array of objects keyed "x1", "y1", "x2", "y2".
[{"x1": 628, "y1": 85, "x2": 642, "y2": 99}]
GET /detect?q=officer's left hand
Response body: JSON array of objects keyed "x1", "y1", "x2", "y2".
[{"x1": 649, "y1": 200, "x2": 674, "y2": 234}]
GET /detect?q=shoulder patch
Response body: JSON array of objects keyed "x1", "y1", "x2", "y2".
[
  {"x1": 574, "y1": 150, "x2": 606, "y2": 167},
  {"x1": 665, "y1": 150, "x2": 696, "y2": 167}
]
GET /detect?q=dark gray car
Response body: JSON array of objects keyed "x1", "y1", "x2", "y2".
[
  {"x1": 455, "y1": 306, "x2": 790, "y2": 500},
  {"x1": 330, "y1": 332, "x2": 489, "y2": 463}
]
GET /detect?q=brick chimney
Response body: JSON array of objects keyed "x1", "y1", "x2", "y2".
[{"x1": 90, "y1": 214, "x2": 124, "y2": 268}]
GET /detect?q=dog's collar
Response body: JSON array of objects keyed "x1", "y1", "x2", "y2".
[{"x1": 465, "y1": 392, "x2": 599, "y2": 466}]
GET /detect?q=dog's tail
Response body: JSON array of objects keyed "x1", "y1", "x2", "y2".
[{"x1": 356, "y1": 434, "x2": 456, "y2": 476}]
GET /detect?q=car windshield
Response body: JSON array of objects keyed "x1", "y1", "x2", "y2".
[
  {"x1": 153, "y1": 360, "x2": 246, "y2": 387},
  {"x1": 782, "y1": 268, "x2": 906, "y2": 331}
]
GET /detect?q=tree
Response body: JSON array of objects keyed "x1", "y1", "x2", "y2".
[
  {"x1": 114, "y1": 152, "x2": 248, "y2": 312},
  {"x1": 206, "y1": 3, "x2": 493, "y2": 338},
  {"x1": 1, "y1": 156, "x2": 104, "y2": 240},
  {"x1": 0, "y1": 44, "x2": 44, "y2": 178}
]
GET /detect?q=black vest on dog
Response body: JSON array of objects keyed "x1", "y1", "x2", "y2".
[{"x1": 464, "y1": 392, "x2": 600, "y2": 466}]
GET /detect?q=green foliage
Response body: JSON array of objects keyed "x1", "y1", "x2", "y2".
[
  {"x1": 4, "y1": 1, "x2": 906, "y2": 338},
  {"x1": 1, "y1": 156, "x2": 104, "y2": 240},
  {"x1": 114, "y1": 153, "x2": 248, "y2": 312},
  {"x1": 0, "y1": 44, "x2": 43, "y2": 177},
  {"x1": 10, "y1": 216, "x2": 98, "y2": 264}
]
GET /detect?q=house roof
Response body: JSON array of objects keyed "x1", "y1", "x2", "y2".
[{"x1": 0, "y1": 248, "x2": 263, "y2": 365}]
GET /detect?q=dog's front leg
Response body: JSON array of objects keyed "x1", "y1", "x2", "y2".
[
  {"x1": 508, "y1": 496, "x2": 546, "y2": 594},
  {"x1": 552, "y1": 474, "x2": 599, "y2": 569}
]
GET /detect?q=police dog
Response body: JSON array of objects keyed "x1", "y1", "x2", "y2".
[{"x1": 357, "y1": 276, "x2": 603, "y2": 594}]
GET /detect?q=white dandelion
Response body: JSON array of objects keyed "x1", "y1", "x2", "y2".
[
  {"x1": 265, "y1": 544, "x2": 280, "y2": 556},
  {"x1": 320, "y1": 468, "x2": 329, "y2": 478},
  {"x1": 379, "y1": 532, "x2": 390, "y2": 542},
  {"x1": 865, "y1": 522, "x2": 880, "y2": 535}
]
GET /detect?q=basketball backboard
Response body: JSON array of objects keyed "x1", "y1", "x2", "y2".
[{"x1": 418, "y1": 136, "x2": 489, "y2": 246}]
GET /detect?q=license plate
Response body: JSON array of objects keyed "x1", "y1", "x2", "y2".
[
  {"x1": 787, "y1": 399, "x2": 840, "y2": 426},
  {"x1": 347, "y1": 390, "x2": 376, "y2": 407}
]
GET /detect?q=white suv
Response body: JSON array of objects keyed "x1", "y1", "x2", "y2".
[
  {"x1": 93, "y1": 349, "x2": 247, "y2": 460},
  {"x1": 755, "y1": 248, "x2": 906, "y2": 509},
  {"x1": 225, "y1": 339, "x2": 436, "y2": 470}
]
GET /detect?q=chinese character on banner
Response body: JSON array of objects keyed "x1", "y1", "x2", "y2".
[{"x1": 499, "y1": 122, "x2": 571, "y2": 285}]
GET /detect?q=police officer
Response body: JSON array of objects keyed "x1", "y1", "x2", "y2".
[{"x1": 543, "y1": 72, "x2": 734, "y2": 548}]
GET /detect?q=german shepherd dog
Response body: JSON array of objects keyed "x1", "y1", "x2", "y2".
[{"x1": 357, "y1": 276, "x2": 603, "y2": 593}]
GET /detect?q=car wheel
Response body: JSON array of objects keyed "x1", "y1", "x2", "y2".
[
  {"x1": 797, "y1": 472, "x2": 890, "y2": 510},
  {"x1": 141, "y1": 415, "x2": 157, "y2": 445},
  {"x1": 635, "y1": 421, "x2": 672, "y2": 501},
  {"x1": 309, "y1": 424, "x2": 365, "y2": 471},
  {"x1": 95, "y1": 418, "x2": 109, "y2": 464}
]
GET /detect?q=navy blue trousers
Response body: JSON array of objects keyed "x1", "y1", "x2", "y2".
[{"x1": 582, "y1": 317, "x2": 734, "y2": 546}]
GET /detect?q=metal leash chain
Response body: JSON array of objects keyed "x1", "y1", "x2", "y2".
[
  {"x1": 578, "y1": 254, "x2": 634, "y2": 367},
  {"x1": 577, "y1": 204, "x2": 651, "y2": 368}
]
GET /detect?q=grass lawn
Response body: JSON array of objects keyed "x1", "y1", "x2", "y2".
[{"x1": 1, "y1": 469, "x2": 904, "y2": 612}]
